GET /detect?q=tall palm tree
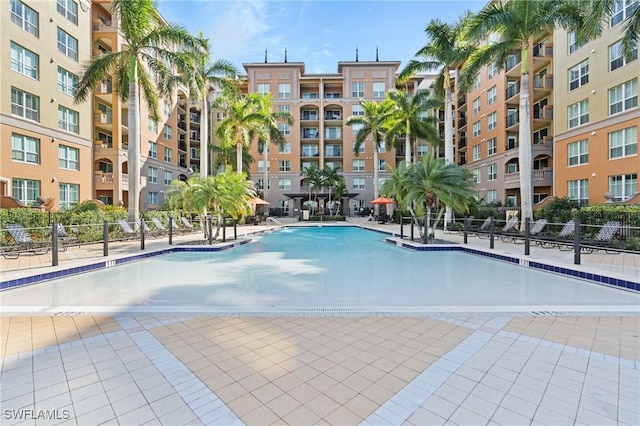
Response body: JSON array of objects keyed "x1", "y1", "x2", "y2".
[
  {"x1": 332, "y1": 176, "x2": 347, "y2": 215},
  {"x1": 300, "y1": 163, "x2": 323, "y2": 214},
  {"x1": 398, "y1": 13, "x2": 476, "y2": 227},
  {"x1": 179, "y1": 40, "x2": 240, "y2": 179},
  {"x1": 346, "y1": 99, "x2": 396, "y2": 216},
  {"x1": 211, "y1": 144, "x2": 254, "y2": 174},
  {"x1": 321, "y1": 165, "x2": 342, "y2": 213},
  {"x1": 384, "y1": 89, "x2": 442, "y2": 164},
  {"x1": 214, "y1": 93, "x2": 284, "y2": 175},
  {"x1": 580, "y1": 0, "x2": 640, "y2": 58},
  {"x1": 463, "y1": 0, "x2": 584, "y2": 229},
  {"x1": 74, "y1": 0, "x2": 206, "y2": 222}
]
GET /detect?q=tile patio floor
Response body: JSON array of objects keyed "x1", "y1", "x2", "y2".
[{"x1": 1, "y1": 219, "x2": 639, "y2": 425}]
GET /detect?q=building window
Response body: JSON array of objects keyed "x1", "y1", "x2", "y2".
[
  {"x1": 279, "y1": 105, "x2": 291, "y2": 113},
  {"x1": 12, "y1": 178, "x2": 40, "y2": 205},
  {"x1": 487, "y1": 112, "x2": 497, "y2": 130},
  {"x1": 568, "y1": 99, "x2": 589, "y2": 128},
  {"x1": 472, "y1": 145, "x2": 481, "y2": 161},
  {"x1": 57, "y1": 28, "x2": 78, "y2": 61},
  {"x1": 487, "y1": 163, "x2": 497, "y2": 181},
  {"x1": 325, "y1": 127, "x2": 342, "y2": 139},
  {"x1": 148, "y1": 167, "x2": 158, "y2": 183},
  {"x1": 148, "y1": 141, "x2": 158, "y2": 158},
  {"x1": 609, "y1": 39, "x2": 638, "y2": 71},
  {"x1": 351, "y1": 122, "x2": 364, "y2": 136},
  {"x1": 609, "y1": 79, "x2": 638, "y2": 115},
  {"x1": 352, "y1": 178, "x2": 365, "y2": 190},
  {"x1": 568, "y1": 179, "x2": 589, "y2": 206},
  {"x1": 487, "y1": 62, "x2": 498, "y2": 79},
  {"x1": 257, "y1": 179, "x2": 270, "y2": 190},
  {"x1": 148, "y1": 117, "x2": 158, "y2": 133},
  {"x1": 486, "y1": 189, "x2": 498, "y2": 203},
  {"x1": 279, "y1": 123, "x2": 291, "y2": 135},
  {"x1": 472, "y1": 74, "x2": 480, "y2": 91},
  {"x1": 472, "y1": 121, "x2": 481, "y2": 138},
  {"x1": 609, "y1": 126, "x2": 637, "y2": 158},
  {"x1": 378, "y1": 159, "x2": 386, "y2": 171},
  {"x1": 611, "y1": 0, "x2": 638, "y2": 27},
  {"x1": 279, "y1": 142, "x2": 291, "y2": 154},
  {"x1": 11, "y1": 133, "x2": 39, "y2": 164},
  {"x1": 163, "y1": 125, "x2": 172, "y2": 140},
  {"x1": 278, "y1": 178, "x2": 291, "y2": 190},
  {"x1": 256, "y1": 83, "x2": 269, "y2": 95},
  {"x1": 257, "y1": 160, "x2": 270, "y2": 172},
  {"x1": 147, "y1": 192, "x2": 159, "y2": 205},
  {"x1": 533, "y1": 128, "x2": 549, "y2": 145},
  {"x1": 352, "y1": 104, "x2": 364, "y2": 116},
  {"x1": 352, "y1": 159, "x2": 365, "y2": 171},
  {"x1": 164, "y1": 101, "x2": 171, "y2": 117},
  {"x1": 57, "y1": 67, "x2": 78, "y2": 96},
  {"x1": 568, "y1": 59, "x2": 589, "y2": 91},
  {"x1": 164, "y1": 171, "x2": 172, "y2": 185},
  {"x1": 568, "y1": 139, "x2": 589, "y2": 166},
  {"x1": 10, "y1": 42, "x2": 38, "y2": 80},
  {"x1": 11, "y1": 87, "x2": 39, "y2": 122},
  {"x1": 352, "y1": 141, "x2": 364, "y2": 154},
  {"x1": 487, "y1": 86, "x2": 497, "y2": 105},
  {"x1": 59, "y1": 183, "x2": 79, "y2": 210},
  {"x1": 56, "y1": 0, "x2": 78, "y2": 25},
  {"x1": 164, "y1": 147, "x2": 172, "y2": 163},
  {"x1": 373, "y1": 82, "x2": 385, "y2": 98},
  {"x1": 278, "y1": 83, "x2": 291, "y2": 99},
  {"x1": 352, "y1": 82, "x2": 364, "y2": 98},
  {"x1": 10, "y1": 0, "x2": 38, "y2": 37},
  {"x1": 472, "y1": 168, "x2": 481, "y2": 184},
  {"x1": 278, "y1": 160, "x2": 291, "y2": 172},
  {"x1": 417, "y1": 145, "x2": 429, "y2": 156},
  {"x1": 58, "y1": 106, "x2": 79, "y2": 134},
  {"x1": 567, "y1": 31, "x2": 585, "y2": 54},
  {"x1": 487, "y1": 138, "x2": 497, "y2": 156},
  {"x1": 472, "y1": 97, "x2": 481, "y2": 115},
  {"x1": 609, "y1": 173, "x2": 637, "y2": 201},
  {"x1": 58, "y1": 145, "x2": 79, "y2": 170}
]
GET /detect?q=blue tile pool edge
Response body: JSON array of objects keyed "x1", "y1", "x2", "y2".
[{"x1": 382, "y1": 237, "x2": 640, "y2": 293}]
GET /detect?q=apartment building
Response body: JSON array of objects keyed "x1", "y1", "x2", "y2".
[
  {"x1": 553, "y1": 6, "x2": 638, "y2": 205},
  {"x1": 90, "y1": 0, "x2": 199, "y2": 209},
  {"x1": 236, "y1": 58, "x2": 428, "y2": 216},
  {"x1": 1, "y1": 0, "x2": 93, "y2": 210},
  {"x1": 455, "y1": 35, "x2": 555, "y2": 208}
]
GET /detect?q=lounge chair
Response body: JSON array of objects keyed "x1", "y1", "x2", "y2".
[
  {"x1": 140, "y1": 219, "x2": 160, "y2": 238},
  {"x1": 116, "y1": 219, "x2": 138, "y2": 240},
  {"x1": 467, "y1": 217, "x2": 492, "y2": 236},
  {"x1": 534, "y1": 219, "x2": 575, "y2": 249},
  {"x1": 54, "y1": 223, "x2": 78, "y2": 250},
  {"x1": 179, "y1": 217, "x2": 197, "y2": 233},
  {"x1": 150, "y1": 218, "x2": 168, "y2": 235},
  {"x1": 453, "y1": 216, "x2": 475, "y2": 235},
  {"x1": 2, "y1": 223, "x2": 50, "y2": 258},
  {"x1": 478, "y1": 217, "x2": 517, "y2": 239},
  {"x1": 501, "y1": 218, "x2": 548, "y2": 243},
  {"x1": 579, "y1": 221, "x2": 622, "y2": 253}
]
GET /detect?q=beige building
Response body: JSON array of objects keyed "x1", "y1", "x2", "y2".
[
  {"x1": 455, "y1": 35, "x2": 554, "y2": 208},
  {"x1": 553, "y1": 10, "x2": 639, "y2": 205},
  {"x1": 236, "y1": 58, "x2": 429, "y2": 216},
  {"x1": 1, "y1": 0, "x2": 94, "y2": 210}
]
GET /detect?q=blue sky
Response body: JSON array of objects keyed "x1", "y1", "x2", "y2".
[{"x1": 157, "y1": 0, "x2": 485, "y2": 74}]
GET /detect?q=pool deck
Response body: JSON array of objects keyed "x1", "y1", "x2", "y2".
[{"x1": 1, "y1": 218, "x2": 638, "y2": 425}]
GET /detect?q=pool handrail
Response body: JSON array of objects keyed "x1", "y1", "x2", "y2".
[{"x1": 266, "y1": 217, "x2": 282, "y2": 226}]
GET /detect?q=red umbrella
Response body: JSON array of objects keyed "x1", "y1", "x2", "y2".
[{"x1": 370, "y1": 197, "x2": 394, "y2": 205}]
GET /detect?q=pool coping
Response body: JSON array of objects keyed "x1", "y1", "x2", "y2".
[{"x1": 1, "y1": 223, "x2": 638, "y2": 294}]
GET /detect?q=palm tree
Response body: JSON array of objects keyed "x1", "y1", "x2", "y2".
[
  {"x1": 214, "y1": 93, "x2": 285, "y2": 175},
  {"x1": 580, "y1": 0, "x2": 639, "y2": 58},
  {"x1": 346, "y1": 99, "x2": 396, "y2": 216},
  {"x1": 300, "y1": 164, "x2": 323, "y2": 214},
  {"x1": 74, "y1": 0, "x2": 206, "y2": 223},
  {"x1": 321, "y1": 165, "x2": 342, "y2": 214},
  {"x1": 383, "y1": 155, "x2": 474, "y2": 242},
  {"x1": 332, "y1": 176, "x2": 347, "y2": 215},
  {"x1": 179, "y1": 40, "x2": 240, "y2": 179},
  {"x1": 211, "y1": 144, "x2": 254, "y2": 174},
  {"x1": 398, "y1": 13, "x2": 476, "y2": 227},
  {"x1": 384, "y1": 89, "x2": 442, "y2": 164},
  {"x1": 463, "y1": 0, "x2": 584, "y2": 229}
]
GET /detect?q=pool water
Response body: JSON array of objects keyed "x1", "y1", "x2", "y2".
[{"x1": 1, "y1": 226, "x2": 638, "y2": 312}]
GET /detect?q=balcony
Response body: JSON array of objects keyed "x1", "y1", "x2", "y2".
[
  {"x1": 533, "y1": 43, "x2": 553, "y2": 68},
  {"x1": 94, "y1": 171, "x2": 114, "y2": 185},
  {"x1": 178, "y1": 142, "x2": 187, "y2": 152},
  {"x1": 458, "y1": 116, "x2": 467, "y2": 129},
  {"x1": 177, "y1": 99, "x2": 187, "y2": 112},
  {"x1": 301, "y1": 151, "x2": 320, "y2": 158},
  {"x1": 457, "y1": 94, "x2": 467, "y2": 108},
  {"x1": 458, "y1": 137, "x2": 467, "y2": 149},
  {"x1": 178, "y1": 122, "x2": 187, "y2": 131},
  {"x1": 505, "y1": 52, "x2": 522, "y2": 77},
  {"x1": 92, "y1": 18, "x2": 115, "y2": 33},
  {"x1": 506, "y1": 82, "x2": 520, "y2": 102},
  {"x1": 325, "y1": 147, "x2": 342, "y2": 157},
  {"x1": 506, "y1": 112, "x2": 519, "y2": 130},
  {"x1": 94, "y1": 112, "x2": 112, "y2": 130},
  {"x1": 533, "y1": 105, "x2": 553, "y2": 129},
  {"x1": 302, "y1": 130, "x2": 319, "y2": 139},
  {"x1": 189, "y1": 113, "x2": 200, "y2": 123},
  {"x1": 533, "y1": 74, "x2": 554, "y2": 97},
  {"x1": 325, "y1": 112, "x2": 342, "y2": 120},
  {"x1": 301, "y1": 111, "x2": 319, "y2": 121}
]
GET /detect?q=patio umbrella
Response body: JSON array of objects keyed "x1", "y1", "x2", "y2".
[
  {"x1": 370, "y1": 197, "x2": 394, "y2": 205},
  {"x1": 249, "y1": 197, "x2": 270, "y2": 205}
]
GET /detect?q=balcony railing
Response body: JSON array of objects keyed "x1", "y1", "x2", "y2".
[
  {"x1": 178, "y1": 122, "x2": 187, "y2": 131},
  {"x1": 325, "y1": 113, "x2": 342, "y2": 120},
  {"x1": 506, "y1": 113, "x2": 519, "y2": 127},
  {"x1": 506, "y1": 83, "x2": 520, "y2": 99},
  {"x1": 506, "y1": 52, "x2": 522, "y2": 71},
  {"x1": 325, "y1": 149, "x2": 342, "y2": 157}
]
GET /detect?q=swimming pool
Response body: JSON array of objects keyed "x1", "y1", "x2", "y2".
[{"x1": 1, "y1": 226, "x2": 638, "y2": 313}]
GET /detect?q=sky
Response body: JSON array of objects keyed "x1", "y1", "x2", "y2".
[{"x1": 156, "y1": 0, "x2": 486, "y2": 75}]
